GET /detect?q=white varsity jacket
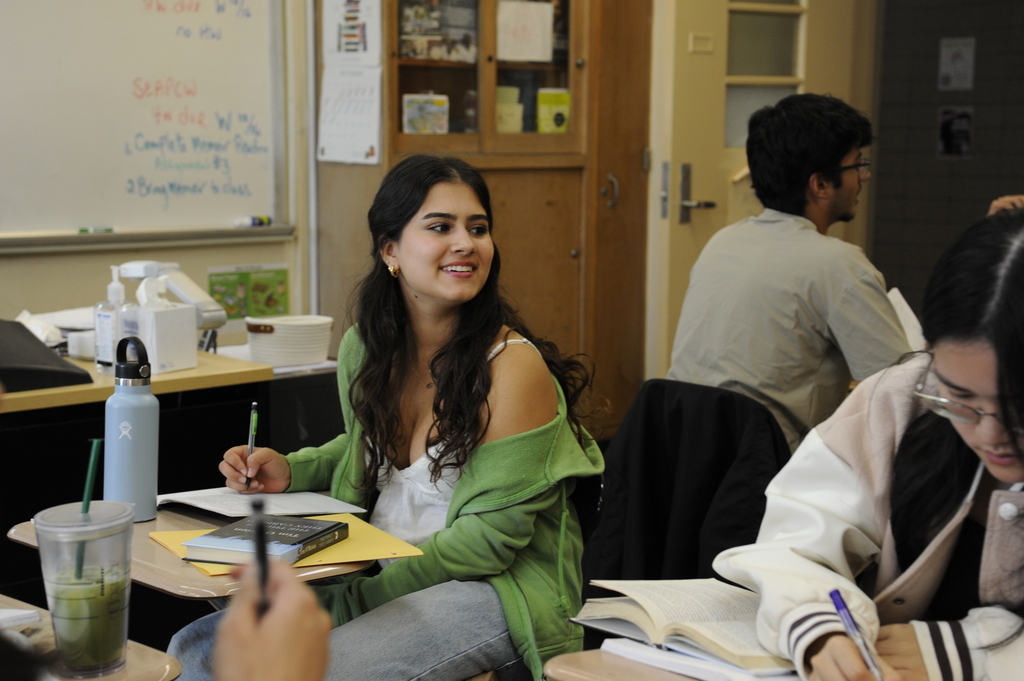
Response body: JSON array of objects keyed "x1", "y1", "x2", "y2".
[{"x1": 714, "y1": 354, "x2": 1024, "y2": 681}]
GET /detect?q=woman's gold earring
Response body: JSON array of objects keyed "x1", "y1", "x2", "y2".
[{"x1": 388, "y1": 263, "x2": 399, "y2": 278}]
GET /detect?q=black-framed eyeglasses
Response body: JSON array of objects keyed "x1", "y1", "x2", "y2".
[
  {"x1": 837, "y1": 158, "x2": 871, "y2": 178},
  {"x1": 913, "y1": 358, "x2": 1024, "y2": 435}
]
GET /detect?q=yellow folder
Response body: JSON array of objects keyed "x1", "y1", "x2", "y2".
[{"x1": 149, "y1": 513, "x2": 423, "y2": 576}]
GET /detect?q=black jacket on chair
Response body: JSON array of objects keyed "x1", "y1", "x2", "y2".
[{"x1": 582, "y1": 379, "x2": 791, "y2": 600}]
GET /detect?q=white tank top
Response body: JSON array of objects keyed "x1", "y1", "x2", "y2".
[{"x1": 369, "y1": 338, "x2": 537, "y2": 564}]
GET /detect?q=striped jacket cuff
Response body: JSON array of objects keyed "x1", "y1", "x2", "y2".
[
  {"x1": 912, "y1": 620, "x2": 974, "y2": 681},
  {"x1": 786, "y1": 610, "x2": 847, "y2": 678}
]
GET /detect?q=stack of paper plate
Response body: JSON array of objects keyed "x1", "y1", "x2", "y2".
[{"x1": 245, "y1": 315, "x2": 334, "y2": 367}]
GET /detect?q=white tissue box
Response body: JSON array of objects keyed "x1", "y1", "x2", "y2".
[
  {"x1": 67, "y1": 330, "x2": 95, "y2": 360},
  {"x1": 137, "y1": 303, "x2": 197, "y2": 374}
]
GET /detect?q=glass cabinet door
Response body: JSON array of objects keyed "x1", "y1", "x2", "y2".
[
  {"x1": 484, "y1": 0, "x2": 583, "y2": 153},
  {"x1": 391, "y1": 0, "x2": 585, "y2": 156},
  {"x1": 394, "y1": 0, "x2": 481, "y2": 153}
]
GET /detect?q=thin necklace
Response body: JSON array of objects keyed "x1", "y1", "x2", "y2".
[{"x1": 414, "y1": 368, "x2": 434, "y2": 389}]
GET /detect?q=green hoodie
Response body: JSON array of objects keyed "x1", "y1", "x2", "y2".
[{"x1": 285, "y1": 327, "x2": 604, "y2": 679}]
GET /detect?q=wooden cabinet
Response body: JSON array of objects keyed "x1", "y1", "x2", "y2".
[
  {"x1": 315, "y1": 0, "x2": 651, "y2": 436},
  {"x1": 388, "y1": 0, "x2": 586, "y2": 155}
]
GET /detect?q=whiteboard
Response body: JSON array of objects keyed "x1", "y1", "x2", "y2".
[{"x1": 0, "y1": 0, "x2": 284, "y2": 235}]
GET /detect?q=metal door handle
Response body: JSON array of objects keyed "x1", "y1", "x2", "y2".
[
  {"x1": 606, "y1": 173, "x2": 619, "y2": 208},
  {"x1": 679, "y1": 163, "x2": 716, "y2": 223}
]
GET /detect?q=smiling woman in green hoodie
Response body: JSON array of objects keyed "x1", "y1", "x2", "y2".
[{"x1": 169, "y1": 155, "x2": 604, "y2": 681}]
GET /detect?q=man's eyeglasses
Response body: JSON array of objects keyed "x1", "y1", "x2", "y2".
[
  {"x1": 837, "y1": 159, "x2": 871, "y2": 179},
  {"x1": 913, "y1": 360, "x2": 1024, "y2": 435}
]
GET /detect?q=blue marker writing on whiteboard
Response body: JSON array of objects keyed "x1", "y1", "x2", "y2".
[{"x1": 234, "y1": 216, "x2": 272, "y2": 227}]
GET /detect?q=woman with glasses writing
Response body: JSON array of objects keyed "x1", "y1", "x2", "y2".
[{"x1": 714, "y1": 208, "x2": 1024, "y2": 681}]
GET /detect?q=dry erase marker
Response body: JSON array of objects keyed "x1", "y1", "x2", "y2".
[
  {"x1": 245, "y1": 401, "x2": 258, "y2": 491},
  {"x1": 829, "y1": 589, "x2": 883, "y2": 681},
  {"x1": 78, "y1": 226, "x2": 115, "y2": 233},
  {"x1": 234, "y1": 216, "x2": 272, "y2": 227},
  {"x1": 251, "y1": 498, "x2": 270, "y2": 618}
]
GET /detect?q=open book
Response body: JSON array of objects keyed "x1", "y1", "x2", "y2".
[{"x1": 574, "y1": 579, "x2": 794, "y2": 673}]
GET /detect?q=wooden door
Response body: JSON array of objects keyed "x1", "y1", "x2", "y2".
[
  {"x1": 483, "y1": 168, "x2": 582, "y2": 355},
  {"x1": 583, "y1": 0, "x2": 653, "y2": 435},
  {"x1": 647, "y1": 0, "x2": 879, "y2": 376}
]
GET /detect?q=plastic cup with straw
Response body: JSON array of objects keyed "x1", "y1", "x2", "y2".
[{"x1": 75, "y1": 438, "x2": 103, "y2": 580}]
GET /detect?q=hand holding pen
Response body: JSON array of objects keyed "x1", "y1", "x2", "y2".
[
  {"x1": 219, "y1": 444, "x2": 292, "y2": 494},
  {"x1": 251, "y1": 498, "x2": 270, "y2": 618},
  {"x1": 805, "y1": 590, "x2": 905, "y2": 681},
  {"x1": 245, "y1": 402, "x2": 258, "y2": 490},
  {"x1": 213, "y1": 552, "x2": 331, "y2": 681},
  {"x1": 829, "y1": 590, "x2": 883, "y2": 681}
]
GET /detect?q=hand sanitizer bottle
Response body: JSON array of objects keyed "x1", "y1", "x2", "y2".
[
  {"x1": 94, "y1": 266, "x2": 126, "y2": 375},
  {"x1": 104, "y1": 336, "x2": 160, "y2": 522}
]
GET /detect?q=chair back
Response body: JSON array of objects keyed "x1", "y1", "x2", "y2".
[
  {"x1": 570, "y1": 472, "x2": 603, "y2": 543},
  {"x1": 581, "y1": 379, "x2": 790, "y2": 596}
]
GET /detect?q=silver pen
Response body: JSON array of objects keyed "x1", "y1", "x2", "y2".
[{"x1": 245, "y1": 401, "x2": 257, "y2": 491}]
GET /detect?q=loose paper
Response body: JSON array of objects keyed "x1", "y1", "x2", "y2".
[
  {"x1": 497, "y1": 1, "x2": 554, "y2": 62},
  {"x1": 938, "y1": 37, "x2": 975, "y2": 91},
  {"x1": 887, "y1": 288, "x2": 925, "y2": 351},
  {"x1": 157, "y1": 488, "x2": 365, "y2": 517},
  {"x1": 317, "y1": 66, "x2": 382, "y2": 164}
]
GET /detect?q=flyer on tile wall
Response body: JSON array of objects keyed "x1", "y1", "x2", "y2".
[{"x1": 208, "y1": 264, "x2": 289, "y2": 321}]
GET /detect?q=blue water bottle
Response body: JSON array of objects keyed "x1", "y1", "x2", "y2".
[{"x1": 104, "y1": 336, "x2": 160, "y2": 522}]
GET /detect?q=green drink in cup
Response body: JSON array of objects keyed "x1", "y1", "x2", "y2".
[{"x1": 34, "y1": 500, "x2": 134, "y2": 678}]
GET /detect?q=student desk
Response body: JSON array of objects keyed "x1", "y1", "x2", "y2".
[
  {"x1": 0, "y1": 592, "x2": 181, "y2": 681},
  {"x1": 544, "y1": 650, "x2": 697, "y2": 681},
  {"x1": 2, "y1": 353, "x2": 345, "y2": 648},
  {"x1": 7, "y1": 505, "x2": 372, "y2": 600}
]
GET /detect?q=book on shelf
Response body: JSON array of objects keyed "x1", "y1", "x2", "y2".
[
  {"x1": 403, "y1": 94, "x2": 450, "y2": 134},
  {"x1": 536, "y1": 88, "x2": 570, "y2": 133},
  {"x1": 180, "y1": 515, "x2": 348, "y2": 565},
  {"x1": 573, "y1": 578, "x2": 795, "y2": 674}
]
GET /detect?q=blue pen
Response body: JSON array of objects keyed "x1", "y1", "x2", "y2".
[{"x1": 829, "y1": 589, "x2": 883, "y2": 681}]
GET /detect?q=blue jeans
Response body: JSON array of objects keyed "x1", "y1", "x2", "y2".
[{"x1": 168, "y1": 579, "x2": 530, "y2": 681}]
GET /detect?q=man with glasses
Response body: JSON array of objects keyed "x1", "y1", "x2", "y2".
[{"x1": 668, "y1": 93, "x2": 911, "y2": 452}]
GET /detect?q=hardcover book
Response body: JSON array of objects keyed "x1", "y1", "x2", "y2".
[
  {"x1": 574, "y1": 578, "x2": 794, "y2": 673},
  {"x1": 181, "y1": 515, "x2": 348, "y2": 565}
]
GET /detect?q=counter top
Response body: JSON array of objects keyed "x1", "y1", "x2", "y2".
[{"x1": 0, "y1": 352, "x2": 274, "y2": 414}]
